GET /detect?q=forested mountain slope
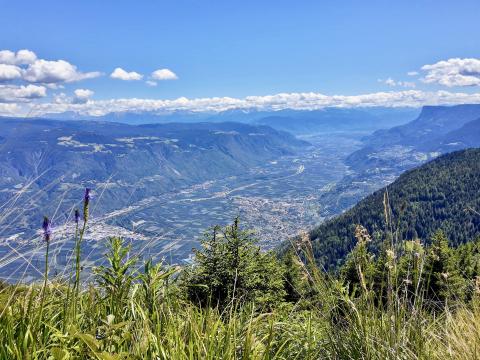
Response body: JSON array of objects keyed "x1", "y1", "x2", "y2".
[{"x1": 308, "y1": 149, "x2": 480, "y2": 269}]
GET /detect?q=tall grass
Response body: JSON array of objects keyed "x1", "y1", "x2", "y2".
[
  {"x1": 2, "y1": 238, "x2": 479, "y2": 359},
  {"x1": 1, "y1": 189, "x2": 480, "y2": 359}
]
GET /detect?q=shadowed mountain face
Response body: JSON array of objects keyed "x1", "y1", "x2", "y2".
[
  {"x1": 346, "y1": 104, "x2": 480, "y2": 173},
  {"x1": 421, "y1": 117, "x2": 480, "y2": 153},
  {"x1": 363, "y1": 104, "x2": 480, "y2": 147},
  {"x1": 0, "y1": 118, "x2": 307, "y2": 238}
]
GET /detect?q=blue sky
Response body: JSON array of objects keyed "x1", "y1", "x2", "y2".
[{"x1": 0, "y1": 0, "x2": 479, "y2": 116}]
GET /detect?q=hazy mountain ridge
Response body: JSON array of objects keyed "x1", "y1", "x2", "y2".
[
  {"x1": 362, "y1": 104, "x2": 480, "y2": 147},
  {"x1": 346, "y1": 104, "x2": 480, "y2": 173},
  {"x1": 252, "y1": 107, "x2": 419, "y2": 134},
  {"x1": 38, "y1": 107, "x2": 419, "y2": 134}
]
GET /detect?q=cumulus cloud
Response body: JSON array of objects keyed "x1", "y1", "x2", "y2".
[
  {"x1": 0, "y1": 49, "x2": 102, "y2": 86},
  {"x1": 110, "y1": 67, "x2": 143, "y2": 81},
  {"x1": 407, "y1": 71, "x2": 419, "y2": 76},
  {"x1": 421, "y1": 58, "x2": 480, "y2": 87},
  {"x1": 379, "y1": 78, "x2": 416, "y2": 88},
  {"x1": 15, "y1": 50, "x2": 37, "y2": 65},
  {"x1": 151, "y1": 68, "x2": 178, "y2": 80},
  {"x1": 145, "y1": 80, "x2": 157, "y2": 87},
  {"x1": 0, "y1": 49, "x2": 37, "y2": 65},
  {"x1": 0, "y1": 84, "x2": 47, "y2": 102},
  {"x1": 53, "y1": 92, "x2": 71, "y2": 104},
  {"x1": 0, "y1": 50, "x2": 16, "y2": 65},
  {"x1": 73, "y1": 88, "x2": 94, "y2": 103},
  {"x1": 74, "y1": 88, "x2": 94, "y2": 99},
  {"x1": 23, "y1": 59, "x2": 101, "y2": 83},
  {"x1": 0, "y1": 64, "x2": 23, "y2": 81}
]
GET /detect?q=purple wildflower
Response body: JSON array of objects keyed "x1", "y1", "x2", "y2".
[
  {"x1": 74, "y1": 209, "x2": 80, "y2": 225},
  {"x1": 42, "y1": 216, "x2": 52, "y2": 243},
  {"x1": 84, "y1": 188, "x2": 91, "y2": 206}
]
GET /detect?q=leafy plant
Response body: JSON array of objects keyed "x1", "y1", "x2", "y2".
[{"x1": 94, "y1": 237, "x2": 138, "y2": 317}]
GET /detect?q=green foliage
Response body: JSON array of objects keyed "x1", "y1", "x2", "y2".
[
  {"x1": 184, "y1": 218, "x2": 286, "y2": 309},
  {"x1": 94, "y1": 237, "x2": 138, "y2": 317},
  {"x1": 337, "y1": 228, "x2": 479, "y2": 312},
  {"x1": 423, "y1": 230, "x2": 466, "y2": 307},
  {"x1": 139, "y1": 259, "x2": 174, "y2": 316},
  {"x1": 280, "y1": 249, "x2": 306, "y2": 303},
  {"x1": 308, "y1": 149, "x2": 480, "y2": 270}
]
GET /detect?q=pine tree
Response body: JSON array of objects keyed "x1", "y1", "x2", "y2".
[
  {"x1": 184, "y1": 218, "x2": 286, "y2": 309},
  {"x1": 424, "y1": 230, "x2": 466, "y2": 308}
]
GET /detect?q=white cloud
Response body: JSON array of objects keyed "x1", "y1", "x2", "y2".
[
  {"x1": 0, "y1": 84, "x2": 47, "y2": 102},
  {"x1": 23, "y1": 59, "x2": 102, "y2": 83},
  {"x1": 110, "y1": 67, "x2": 143, "y2": 81},
  {"x1": 53, "y1": 92, "x2": 71, "y2": 104},
  {"x1": 44, "y1": 83, "x2": 65, "y2": 90},
  {"x1": 74, "y1": 88, "x2": 94, "y2": 99},
  {"x1": 73, "y1": 88, "x2": 94, "y2": 103},
  {"x1": 0, "y1": 103, "x2": 20, "y2": 116},
  {"x1": 379, "y1": 78, "x2": 416, "y2": 88},
  {"x1": 11, "y1": 89, "x2": 478, "y2": 118},
  {"x1": 151, "y1": 68, "x2": 178, "y2": 80},
  {"x1": 146, "y1": 80, "x2": 157, "y2": 87},
  {"x1": 385, "y1": 78, "x2": 396, "y2": 86},
  {"x1": 421, "y1": 58, "x2": 480, "y2": 87},
  {"x1": 0, "y1": 64, "x2": 23, "y2": 81},
  {"x1": 401, "y1": 81, "x2": 416, "y2": 88},
  {"x1": 407, "y1": 71, "x2": 418, "y2": 76},
  {"x1": 0, "y1": 49, "x2": 37, "y2": 65},
  {"x1": 0, "y1": 50, "x2": 16, "y2": 65},
  {"x1": 15, "y1": 50, "x2": 37, "y2": 65},
  {"x1": 0, "y1": 49, "x2": 101, "y2": 85}
]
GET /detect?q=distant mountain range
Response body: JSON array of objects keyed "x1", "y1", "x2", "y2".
[
  {"x1": 0, "y1": 118, "x2": 306, "y2": 238},
  {"x1": 305, "y1": 148, "x2": 480, "y2": 270},
  {"x1": 347, "y1": 104, "x2": 480, "y2": 172},
  {"x1": 252, "y1": 107, "x2": 419, "y2": 134},
  {"x1": 39, "y1": 107, "x2": 419, "y2": 135}
]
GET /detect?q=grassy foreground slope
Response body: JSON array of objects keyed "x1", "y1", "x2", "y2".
[{"x1": 309, "y1": 148, "x2": 480, "y2": 269}]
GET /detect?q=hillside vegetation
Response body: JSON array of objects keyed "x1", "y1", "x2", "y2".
[{"x1": 309, "y1": 149, "x2": 480, "y2": 269}]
